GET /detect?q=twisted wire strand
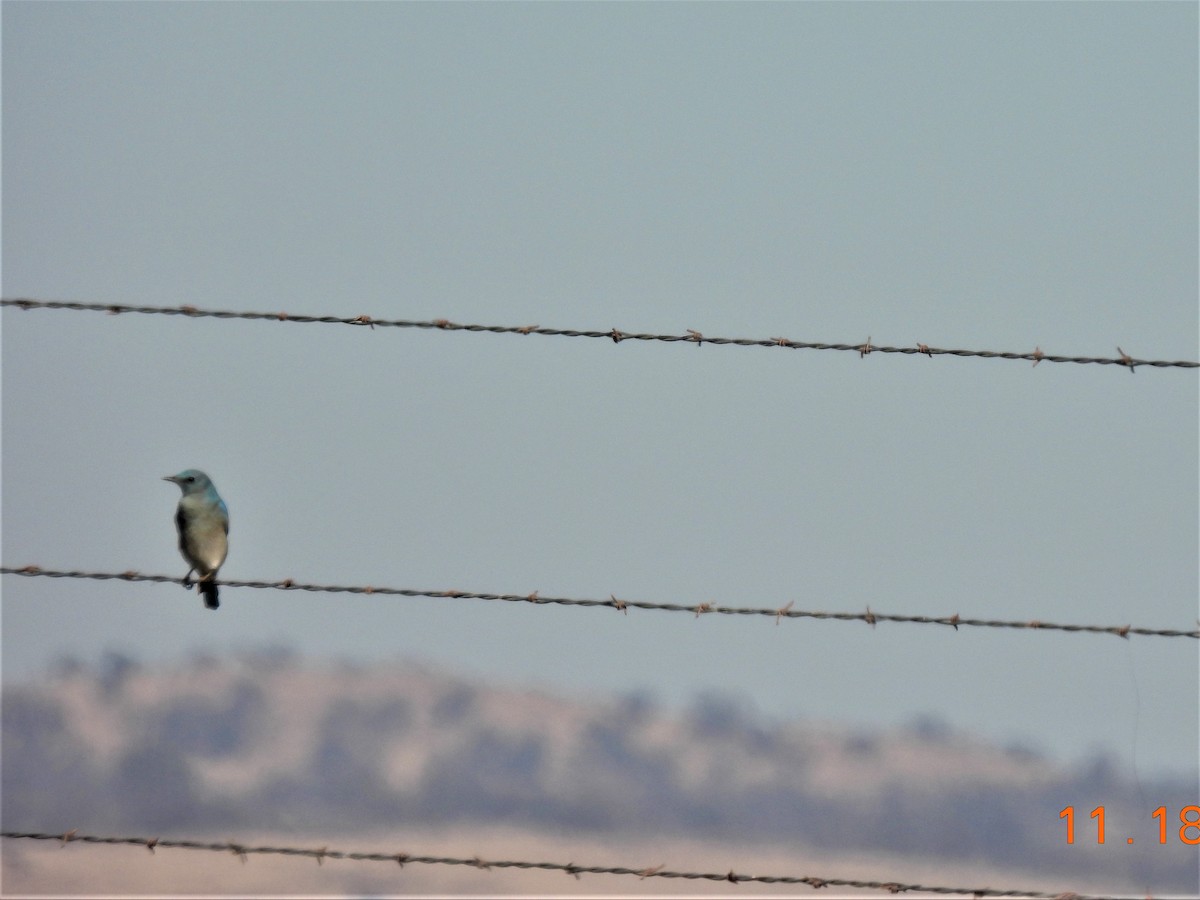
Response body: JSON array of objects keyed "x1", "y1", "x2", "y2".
[
  {"x1": 4, "y1": 298, "x2": 1196, "y2": 370},
  {"x1": 0, "y1": 830, "x2": 1099, "y2": 898},
  {"x1": 4, "y1": 566, "x2": 1195, "y2": 640}
]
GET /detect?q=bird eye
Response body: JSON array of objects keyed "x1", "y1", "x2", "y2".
[{"x1": 184, "y1": 476, "x2": 195, "y2": 483}]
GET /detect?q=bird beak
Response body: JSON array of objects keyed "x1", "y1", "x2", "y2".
[{"x1": 162, "y1": 475, "x2": 179, "y2": 483}]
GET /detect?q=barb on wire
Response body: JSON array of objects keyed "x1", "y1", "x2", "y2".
[
  {"x1": 3, "y1": 566, "x2": 1196, "y2": 640},
  {"x1": 0, "y1": 830, "x2": 1097, "y2": 898},
  {"x1": 4, "y1": 298, "x2": 1196, "y2": 370}
]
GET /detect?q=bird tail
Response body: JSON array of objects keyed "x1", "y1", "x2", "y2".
[{"x1": 200, "y1": 580, "x2": 220, "y2": 610}]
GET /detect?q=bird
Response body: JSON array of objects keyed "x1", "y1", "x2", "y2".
[{"x1": 163, "y1": 469, "x2": 229, "y2": 610}]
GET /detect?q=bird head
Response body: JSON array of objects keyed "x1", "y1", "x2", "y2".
[{"x1": 163, "y1": 469, "x2": 215, "y2": 495}]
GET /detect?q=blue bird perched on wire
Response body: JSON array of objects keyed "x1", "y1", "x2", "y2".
[{"x1": 163, "y1": 469, "x2": 229, "y2": 610}]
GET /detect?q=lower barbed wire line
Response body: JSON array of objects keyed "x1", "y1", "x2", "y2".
[
  {"x1": 3, "y1": 566, "x2": 1196, "y2": 640},
  {"x1": 0, "y1": 831, "x2": 1085, "y2": 898},
  {"x1": 3, "y1": 298, "x2": 1196, "y2": 370}
]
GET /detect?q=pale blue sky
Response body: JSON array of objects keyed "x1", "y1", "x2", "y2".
[{"x1": 3, "y1": 2, "x2": 1197, "y2": 778}]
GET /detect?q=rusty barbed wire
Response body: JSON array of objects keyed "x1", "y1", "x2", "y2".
[
  {"x1": 4, "y1": 298, "x2": 1196, "y2": 370},
  {"x1": 0, "y1": 830, "x2": 1100, "y2": 898},
  {"x1": 4, "y1": 566, "x2": 1196, "y2": 640}
]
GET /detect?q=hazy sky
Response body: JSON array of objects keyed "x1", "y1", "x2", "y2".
[{"x1": 3, "y1": 2, "x2": 1196, "y2": 779}]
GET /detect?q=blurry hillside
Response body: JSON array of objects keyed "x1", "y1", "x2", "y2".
[{"x1": 3, "y1": 649, "x2": 1196, "y2": 896}]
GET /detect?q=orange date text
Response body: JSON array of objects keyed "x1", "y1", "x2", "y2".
[{"x1": 1059, "y1": 805, "x2": 1200, "y2": 845}]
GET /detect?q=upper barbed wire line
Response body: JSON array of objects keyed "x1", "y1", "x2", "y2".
[
  {"x1": 3, "y1": 566, "x2": 1196, "y2": 640},
  {"x1": 4, "y1": 298, "x2": 1197, "y2": 370},
  {"x1": 0, "y1": 830, "x2": 1101, "y2": 898}
]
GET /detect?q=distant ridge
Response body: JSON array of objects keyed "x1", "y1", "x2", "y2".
[{"x1": 3, "y1": 649, "x2": 1195, "y2": 892}]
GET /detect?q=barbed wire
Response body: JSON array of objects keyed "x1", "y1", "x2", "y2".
[
  {"x1": 4, "y1": 565, "x2": 1196, "y2": 640},
  {"x1": 0, "y1": 830, "x2": 1106, "y2": 898},
  {"x1": 4, "y1": 298, "x2": 1196, "y2": 371}
]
